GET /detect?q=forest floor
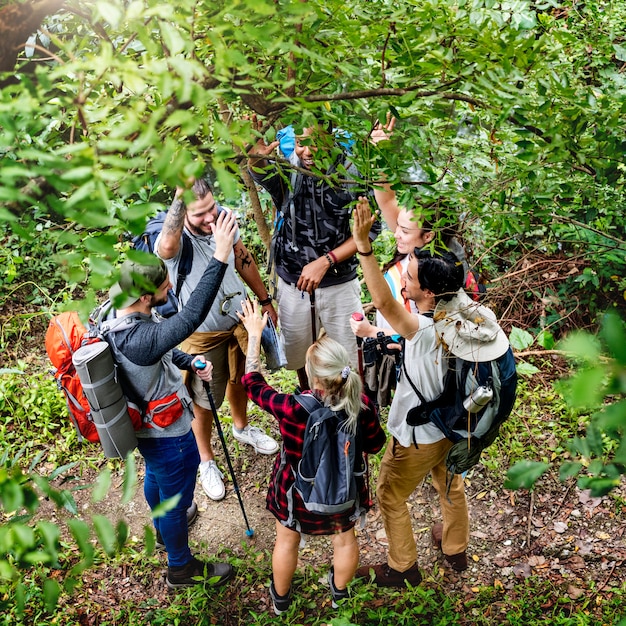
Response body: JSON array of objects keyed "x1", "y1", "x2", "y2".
[{"x1": 40, "y1": 393, "x2": 626, "y2": 624}]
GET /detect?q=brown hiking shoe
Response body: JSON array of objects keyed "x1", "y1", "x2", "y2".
[
  {"x1": 431, "y1": 523, "x2": 443, "y2": 550},
  {"x1": 355, "y1": 562, "x2": 422, "y2": 588},
  {"x1": 444, "y1": 551, "x2": 468, "y2": 572}
]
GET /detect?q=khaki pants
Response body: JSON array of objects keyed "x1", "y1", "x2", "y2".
[{"x1": 377, "y1": 437, "x2": 469, "y2": 572}]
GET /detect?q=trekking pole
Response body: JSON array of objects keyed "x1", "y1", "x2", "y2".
[
  {"x1": 310, "y1": 289, "x2": 317, "y2": 344},
  {"x1": 194, "y1": 360, "x2": 254, "y2": 538},
  {"x1": 351, "y1": 313, "x2": 371, "y2": 506}
]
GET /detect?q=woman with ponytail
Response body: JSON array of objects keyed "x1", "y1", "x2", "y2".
[{"x1": 238, "y1": 300, "x2": 385, "y2": 615}]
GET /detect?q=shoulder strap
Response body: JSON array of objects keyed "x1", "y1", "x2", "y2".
[
  {"x1": 281, "y1": 170, "x2": 301, "y2": 253},
  {"x1": 174, "y1": 232, "x2": 194, "y2": 298},
  {"x1": 401, "y1": 359, "x2": 429, "y2": 406},
  {"x1": 294, "y1": 392, "x2": 323, "y2": 415}
]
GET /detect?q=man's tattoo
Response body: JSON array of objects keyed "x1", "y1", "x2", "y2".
[
  {"x1": 235, "y1": 248, "x2": 253, "y2": 272},
  {"x1": 163, "y1": 197, "x2": 186, "y2": 237},
  {"x1": 245, "y1": 335, "x2": 262, "y2": 373}
]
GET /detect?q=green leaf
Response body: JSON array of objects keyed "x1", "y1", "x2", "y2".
[
  {"x1": 509, "y1": 326, "x2": 534, "y2": 351},
  {"x1": 504, "y1": 460, "x2": 550, "y2": 490},
  {"x1": 92, "y1": 469, "x2": 112, "y2": 503},
  {"x1": 92, "y1": 514, "x2": 117, "y2": 556},
  {"x1": 600, "y1": 311, "x2": 626, "y2": 365},
  {"x1": 121, "y1": 453, "x2": 137, "y2": 505},
  {"x1": 536, "y1": 329, "x2": 554, "y2": 350},
  {"x1": 565, "y1": 366, "x2": 606, "y2": 409},
  {"x1": 558, "y1": 332, "x2": 602, "y2": 362},
  {"x1": 43, "y1": 578, "x2": 61, "y2": 613},
  {"x1": 516, "y1": 361, "x2": 540, "y2": 376},
  {"x1": 559, "y1": 461, "x2": 583, "y2": 481}
]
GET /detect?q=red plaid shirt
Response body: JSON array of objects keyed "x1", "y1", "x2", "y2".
[{"x1": 242, "y1": 371, "x2": 386, "y2": 535}]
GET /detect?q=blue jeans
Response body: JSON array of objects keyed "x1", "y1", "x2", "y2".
[{"x1": 138, "y1": 429, "x2": 200, "y2": 567}]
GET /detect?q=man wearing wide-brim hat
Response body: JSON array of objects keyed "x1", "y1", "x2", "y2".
[{"x1": 351, "y1": 197, "x2": 471, "y2": 588}]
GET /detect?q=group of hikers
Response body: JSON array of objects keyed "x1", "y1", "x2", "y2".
[{"x1": 97, "y1": 116, "x2": 515, "y2": 612}]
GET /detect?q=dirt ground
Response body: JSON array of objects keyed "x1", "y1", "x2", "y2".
[{"x1": 44, "y1": 425, "x2": 626, "y2": 622}]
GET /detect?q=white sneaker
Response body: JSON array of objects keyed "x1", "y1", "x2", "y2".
[
  {"x1": 232, "y1": 426, "x2": 279, "y2": 455},
  {"x1": 199, "y1": 461, "x2": 225, "y2": 501}
]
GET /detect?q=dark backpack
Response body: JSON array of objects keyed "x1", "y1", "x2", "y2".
[
  {"x1": 293, "y1": 394, "x2": 365, "y2": 515},
  {"x1": 131, "y1": 212, "x2": 193, "y2": 318},
  {"x1": 404, "y1": 347, "x2": 517, "y2": 476}
]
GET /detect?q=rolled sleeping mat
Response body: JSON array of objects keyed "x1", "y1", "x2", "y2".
[{"x1": 72, "y1": 341, "x2": 138, "y2": 459}]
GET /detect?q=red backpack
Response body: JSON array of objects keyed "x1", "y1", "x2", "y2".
[{"x1": 45, "y1": 312, "x2": 100, "y2": 442}]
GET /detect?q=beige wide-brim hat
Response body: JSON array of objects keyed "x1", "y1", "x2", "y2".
[{"x1": 434, "y1": 289, "x2": 510, "y2": 362}]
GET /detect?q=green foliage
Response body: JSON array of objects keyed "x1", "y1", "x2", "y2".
[
  {"x1": 0, "y1": 0, "x2": 623, "y2": 323},
  {"x1": 0, "y1": 450, "x2": 136, "y2": 620},
  {"x1": 507, "y1": 311, "x2": 626, "y2": 495}
]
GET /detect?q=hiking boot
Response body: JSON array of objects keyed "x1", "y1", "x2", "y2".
[
  {"x1": 269, "y1": 578, "x2": 292, "y2": 615},
  {"x1": 155, "y1": 501, "x2": 200, "y2": 550},
  {"x1": 328, "y1": 566, "x2": 349, "y2": 608},
  {"x1": 166, "y1": 556, "x2": 234, "y2": 590},
  {"x1": 444, "y1": 551, "x2": 468, "y2": 572},
  {"x1": 232, "y1": 425, "x2": 279, "y2": 455},
  {"x1": 431, "y1": 522, "x2": 443, "y2": 550},
  {"x1": 200, "y1": 460, "x2": 226, "y2": 501},
  {"x1": 355, "y1": 562, "x2": 422, "y2": 588}
]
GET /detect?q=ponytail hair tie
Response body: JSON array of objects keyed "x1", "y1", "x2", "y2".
[{"x1": 341, "y1": 365, "x2": 351, "y2": 381}]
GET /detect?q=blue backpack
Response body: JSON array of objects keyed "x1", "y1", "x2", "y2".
[
  {"x1": 403, "y1": 347, "x2": 518, "y2": 476},
  {"x1": 131, "y1": 212, "x2": 193, "y2": 318},
  {"x1": 293, "y1": 394, "x2": 365, "y2": 515}
]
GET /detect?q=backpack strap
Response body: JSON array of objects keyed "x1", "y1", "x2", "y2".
[
  {"x1": 293, "y1": 392, "x2": 323, "y2": 414},
  {"x1": 174, "y1": 232, "x2": 193, "y2": 300}
]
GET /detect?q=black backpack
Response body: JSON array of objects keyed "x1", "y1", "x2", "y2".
[
  {"x1": 131, "y1": 212, "x2": 193, "y2": 318},
  {"x1": 404, "y1": 347, "x2": 517, "y2": 476},
  {"x1": 293, "y1": 394, "x2": 365, "y2": 515}
]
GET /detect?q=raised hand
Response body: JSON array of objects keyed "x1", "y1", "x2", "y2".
[
  {"x1": 352, "y1": 196, "x2": 377, "y2": 252},
  {"x1": 237, "y1": 298, "x2": 268, "y2": 338},
  {"x1": 212, "y1": 209, "x2": 238, "y2": 263},
  {"x1": 370, "y1": 114, "x2": 396, "y2": 146}
]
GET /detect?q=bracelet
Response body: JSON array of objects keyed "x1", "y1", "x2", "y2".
[
  {"x1": 357, "y1": 247, "x2": 374, "y2": 256},
  {"x1": 258, "y1": 296, "x2": 273, "y2": 306},
  {"x1": 328, "y1": 250, "x2": 338, "y2": 265},
  {"x1": 324, "y1": 252, "x2": 335, "y2": 268}
]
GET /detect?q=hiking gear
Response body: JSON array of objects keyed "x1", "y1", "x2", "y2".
[
  {"x1": 430, "y1": 522, "x2": 468, "y2": 570},
  {"x1": 328, "y1": 566, "x2": 349, "y2": 608},
  {"x1": 109, "y1": 258, "x2": 169, "y2": 310},
  {"x1": 431, "y1": 522, "x2": 443, "y2": 550},
  {"x1": 403, "y1": 295, "x2": 518, "y2": 475},
  {"x1": 155, "y1": 501, "x2": 200, "y2": 549},
  {"x1": 310, "y1": 290, "x2": 317, "y2": 343},
  {"x1": 199, "y1": 460, "x2": 226, "y2": 501},
  {"x1": 197, "y1": 363, "x2": 254, "y2": 537},
  {"x1": 72, "y1": 340, "x2": 139, "y2": 459},
  {"x1": 434, "y1": 289, "x2": 509, "y2": 362},
  {"x1": 166, "y1": 557, "x2": 234, "y2": 590},
  {"x1": 232, "y1": 425, "x2": 279, "y2": 455},
  {"x1": 46, "y1": 311, "x2": 139, "y2": 458},
  {"x1": 355, "y1": 562, "x2": 422, "y2": 588},
  {"x1": 94, "y1": 304, "x2": 194, "y2": 433},
  {"x1": 444, "y1": 551, "x2": 468, "y2": 572},
  {"x1": 131, "y1": 212, "x2": 194, "y2": 318},
  {"x1": 293, "y1": 394, "x2": 365, "y2": 515},
  {"x1": 269, "y1": 578, "x2": 292, "y2": 615},
  {"x1": 45, "y1": 312, "x2": 100, "y2": 442}
]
